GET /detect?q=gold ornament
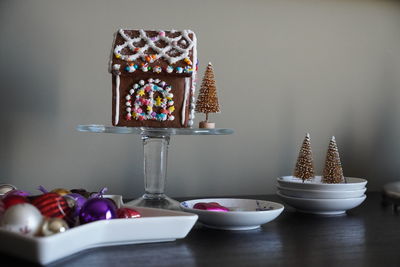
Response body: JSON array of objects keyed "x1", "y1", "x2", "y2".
[{"x1": 40, "y1": 217, "x2": 69, "y2": 236}]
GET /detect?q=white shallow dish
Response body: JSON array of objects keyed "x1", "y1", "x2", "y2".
[
  {"x1": 277, "y1": 176, "x2": 367, "y2": 191},
  {"x1": 0, "y1": 195, "x2": 198, "y2": 265},
  {"x1": 180, "y1": 198, "x2": 284, "y2": 230},
  {"x1": 277, "y1": 185, "x2": 366, "y2": 199},
  {"x1": 277, "y1": 191, "x2": 366, "y2": 215}
]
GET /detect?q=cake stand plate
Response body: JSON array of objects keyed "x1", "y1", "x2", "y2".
[{"x1": 76, "y1": 125, "x2": 234, "y2": 210}]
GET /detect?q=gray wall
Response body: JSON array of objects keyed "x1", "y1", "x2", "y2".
[{"x1": 1, "y1": 0, "x2": 400, "y2": 199}]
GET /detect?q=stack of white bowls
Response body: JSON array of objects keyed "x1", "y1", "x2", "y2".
[{"x1": 277, "y1": 176, "x2": 367, "y2": 215}]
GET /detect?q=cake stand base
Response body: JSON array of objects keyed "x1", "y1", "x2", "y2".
[{"x1": 126, "y1": 194, "x2": 181, "y2": 210}]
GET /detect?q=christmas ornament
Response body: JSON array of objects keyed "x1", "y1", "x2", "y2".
[
  {"x1": 51, "y1": 188, "x2": 71, "y2": 196},
  {"x1": 293, "y1": 133, "x2": 315, "y2": 182},
  {"x1": 116, "y1": 207, "x2": 141, "y2": 219},
  {"x1": 193, "y1": 202, "x2": 230, "y2": 212},
  {"x1": 2, "y1": 195, "x2": 28, "y2": 210},
  {"x1": 79, "y1": 198, "x2": 117, "y2": 224},
  {"x1": 322, "y1": 136, "x2": 345, "y2": 184},
  {"x1": 4, "y1": 189, "x2": 30, "y2": 198},
  {"x1": 31, "y1": 193, "x2": 71, "y2": 219},
  {"x1": 70, "y1": 188, "x2": 92, "y2": 198},
  {"x1": 0, "y1": 200, "x2": 5, "y2": 218},
  {"x1": 0, "y1": 184, "x2": 17, "y2": 195},
  {"x1": 1, "y1": 203, "x2": 43, "y2": 236},
  {"x1": 195, "y1": 62, "x2": 220, "y2": 129},
  {"x1": 40, "y1": 217, "x2": 69, "y2": 236},
  {"x1": 64, "y1": 193, "x2": 87, "y2": 217}
]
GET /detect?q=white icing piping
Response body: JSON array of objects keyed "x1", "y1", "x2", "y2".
[
  {"x1": 114, "y1": 29, "x2": 195, "y2": 65},
  {"x1": 188, "y1": 32, "x2": 197, "y2": 127},
  {"x1": 108, "y1": 31, "x2": 119, "y2": 73},
  {"x1": 182, "y1": 77, "x2": 190, "y2": 126},
  {"x1": 115, "y1": 75, "x2": 120, "y2": 125}
]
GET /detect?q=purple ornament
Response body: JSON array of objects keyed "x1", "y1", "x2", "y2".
[
  {"x1": 3, "y1": 189, "x2": 30, "y2": 198},
  {"x1": 64, "y1": 193, "x2": 87, "y2": 217},
  {"x1": 79, "y1": 198, "x2": 117, "y2": 224}
]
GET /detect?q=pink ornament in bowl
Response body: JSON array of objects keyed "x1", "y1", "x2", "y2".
[{"x1": 193, "y1": 202, "x2": 230, "y2": 212}]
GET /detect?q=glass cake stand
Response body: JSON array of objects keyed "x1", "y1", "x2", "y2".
[{"x1": 76, "y1": 124, "x2": 234, "y2": 210}]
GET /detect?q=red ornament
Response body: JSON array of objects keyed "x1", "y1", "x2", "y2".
[
  {"x1": 31, "y1": 193, "x2": 71, "y2": 219},
  {"x1": 3, "y1": 195, "x2": 28, "y2": 210},
  {"x1": 117, "y1": 207, "x2": 141, "y2": 219}
]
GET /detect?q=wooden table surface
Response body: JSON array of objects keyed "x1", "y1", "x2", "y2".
[{"x1": 2, "y1": 192, "x2": 400, "y2": 267}]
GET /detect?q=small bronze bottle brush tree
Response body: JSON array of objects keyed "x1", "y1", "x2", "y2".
[
  {"x1": 293, "y1": 133, "x2": 315, "y2": 182},
  {"x1": 195, "y1": 62, "x2": 220, "y2": 129}
]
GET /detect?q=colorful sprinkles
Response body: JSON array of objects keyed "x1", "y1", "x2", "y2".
[{"x1": 125, "y1": 78, "x2": 175, "y2": 122}]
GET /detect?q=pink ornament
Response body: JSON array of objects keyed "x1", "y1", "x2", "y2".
[
  {"x1": 117, "y1": 207, "x2": 141, "y2": 219},
  {"x1": 159, "y1": 31, "x2": 165, "y2": 37},
  {"x1": 193, "y1": 202, "x2": 230, "y2": 212},
  {"x1": 137, "y1": 108, "x2": 143, "y2": 113}
]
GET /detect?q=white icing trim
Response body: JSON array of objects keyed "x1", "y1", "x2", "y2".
[
  {"x1": 182, "y1": 77, "x2": 191, "y2": 126},
  {"x1": 114, "y1": 75, "x2": 120, "y2": 125},
  {"x1": 108, "y1": 31, "x2": 119, "y2": 73},
  {"x1": 188, "y1": 32, "x2": 197, "y2": 127},
  {"x1": 114, "y1": 29, "x2": 196, "y2": 65}
]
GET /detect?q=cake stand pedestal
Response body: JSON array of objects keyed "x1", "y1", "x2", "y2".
[{"x1": 76, "y1": 125, "x2": 234, "y2": 210}]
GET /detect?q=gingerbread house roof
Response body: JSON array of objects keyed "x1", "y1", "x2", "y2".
[{"x1": 110, "y1": 29, "x2": 197, "y2": 76}]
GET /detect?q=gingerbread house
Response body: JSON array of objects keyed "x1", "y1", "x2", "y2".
[{"x1": 109, "y1": 29, "x2": 198, "y2": 128}]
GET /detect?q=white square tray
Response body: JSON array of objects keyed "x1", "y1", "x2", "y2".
[{"x1": 0, "y1": 195, "x2": 198, "y2": 265}]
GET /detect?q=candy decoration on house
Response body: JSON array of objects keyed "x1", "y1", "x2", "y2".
[
  {"x1": 322, "y1": 136, "x2": 345, "y2": 184},
  {"x1": 125, "y1": 79, "x2": 176, "y2": 122},
  {"x1": 110, "y1": 29, "x2": 198, "y2": 128},
  {"x1": 195, "y1": 62, "x2": 220, "y2": 128},
  {"x1": 293, "y1": 133, "x2": 315, "y2": 181}
]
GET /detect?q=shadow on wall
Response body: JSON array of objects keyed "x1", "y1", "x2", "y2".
[
  {"x1": 340, "y1": 52, "x2": 400, "y2": 188},
  {"x1": 0, "y1": 7, "x2": 61, "y2": 179},
  {"x1": 368, "y1": 53, "x2": 400, "y2": 188}
]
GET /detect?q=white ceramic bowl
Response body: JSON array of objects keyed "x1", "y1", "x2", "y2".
[
  {"x1": 0, "y1": 195, "x2": 198, "y2": 265},
  {"x1": 277, "y1": 185, "x2": 366, "y2": 199},
  {"x1": 277, "y1": 191, "x2": 366, "y2": 215},
  {"x1": 180, "y1": 198, "x2": 284, "y2": 230},
  {"x1": 277, "y1": 176, "x2": 367, "y2": 191}
]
